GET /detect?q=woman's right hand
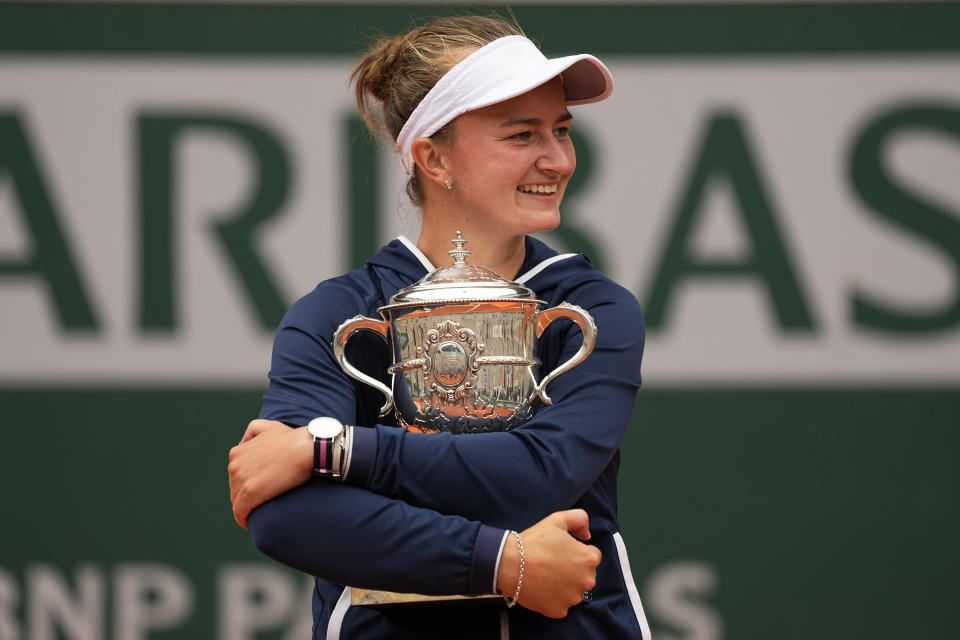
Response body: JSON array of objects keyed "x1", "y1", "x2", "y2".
[
  {"x1": 229, "y1": 419, "x2": 313, "y2": 529},
  {"x1": 496, "y1": 509, "x2": 601, "y2": 618}
]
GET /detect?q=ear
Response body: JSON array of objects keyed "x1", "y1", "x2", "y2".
[{"x1": 410, "y1": 138, "x2": 451, "y2": 190}]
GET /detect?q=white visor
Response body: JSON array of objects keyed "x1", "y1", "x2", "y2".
[{"x1": 395, "y1": 35, "x2": 614, "y2": 175}]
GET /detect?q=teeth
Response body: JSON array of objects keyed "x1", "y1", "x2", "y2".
[{"x1": 518, "y1": 184, "x2": 558, "y2": 194}]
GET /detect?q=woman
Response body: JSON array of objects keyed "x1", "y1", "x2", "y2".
[{"x1": 228, "y1": 15, "x2": 650, "y2": 639}]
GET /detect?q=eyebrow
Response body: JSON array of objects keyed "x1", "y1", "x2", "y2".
[{"x1": 498, "y1": 111, "x2": 574, "y2": 128}]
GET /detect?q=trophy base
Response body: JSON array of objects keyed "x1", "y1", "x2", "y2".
[{"x1": 351, "y1": 588, "x2": 503, "y2": 608}]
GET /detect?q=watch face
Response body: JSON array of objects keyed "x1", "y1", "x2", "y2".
[{"x1": 308, "y1": 417, "x2": 343, "y2": 439}]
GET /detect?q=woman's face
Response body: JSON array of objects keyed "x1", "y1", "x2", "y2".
[{"x1": 442, "y1": 77, "x2": 576, "y2": 239}]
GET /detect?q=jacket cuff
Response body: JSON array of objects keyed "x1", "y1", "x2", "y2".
[
  {"x1": 469, "y1": 525, "x2": 508, "y2": 595},
  {"x1": 343, "y1": 425, "x2": 377, "y2": 486}
]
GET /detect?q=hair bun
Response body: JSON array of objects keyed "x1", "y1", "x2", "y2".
[
  {"x1": 349, "y1": 15, "x2": 523, "y2": 206},
  {"x1": 362, "y1": 35, "x2": 406, "y2": 103}
]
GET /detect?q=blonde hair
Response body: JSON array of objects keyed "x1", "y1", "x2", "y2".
[{"x1": 351, "y1": 15, "x2": 524, "y2": 205}]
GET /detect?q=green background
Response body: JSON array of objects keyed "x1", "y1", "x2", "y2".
[{"x1": 2, "y1": 3, "x2": 958, "y2": 638}]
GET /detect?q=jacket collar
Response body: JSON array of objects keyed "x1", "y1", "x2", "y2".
[{"x1": 366, "y1": 235, "x2": 583, "y2": 295}]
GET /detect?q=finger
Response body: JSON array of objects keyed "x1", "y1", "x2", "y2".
[
  {"x1": 589, "y1": 546, "x2": 603, "y2": 569},
  {"x1": 553, "y1": 508, "x2": 591, "y2": 540},
  {"x1": 228, "y1": 479, "x2": 240, "y2": 519},
  {"x1": 233, "y1": 505, "x2": 248, "y2": 530},
  {"x1": 227, "y1": 449, "x2": 242, "y2": 504},
  {"x1": 232, "y1": 493, "x2": 250, "y2": 530},
  {"x1": 229, "y1": 474, "x2": 242, "y2": 509},
  {"x1": 240, "y1": 419, "x2": 275, "y2": 443}
]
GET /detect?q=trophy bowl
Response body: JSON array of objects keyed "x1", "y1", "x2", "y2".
[{"x1": 333, "y1": 232, "x2": 596, "y2": 435}]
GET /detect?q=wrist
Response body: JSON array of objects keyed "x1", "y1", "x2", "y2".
[
  {"x1": 504, "y1": 531, "x2": 524, "y2": 607},
  {"x1": 496, "y1": 531, "x2": 524, "y2": 606},
  {"x1": 298, "y1": 426, "x2": 314, "y2": 480}
]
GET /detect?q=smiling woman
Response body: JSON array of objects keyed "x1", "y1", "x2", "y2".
[
  {"x1": 227, "y1": 13, "x2": 650, "y2": 640},
  {"x1": 412, "y1": 78, "x2": 577, "y2": 275}
]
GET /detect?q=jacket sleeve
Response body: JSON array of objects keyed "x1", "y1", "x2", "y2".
[
  {"x1": 352, "y1": 278, "x2": 645, "y2": 529},
  {"x1": 247, "y1": 284, "x2": 505, "y2": 594},
  {"x1": 248, "y1": 480, "x2": 505, "y2": 595}
]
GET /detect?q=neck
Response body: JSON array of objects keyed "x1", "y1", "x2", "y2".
[{"x1": 417, "y1": 210, "x2": 526, "y2": 280}]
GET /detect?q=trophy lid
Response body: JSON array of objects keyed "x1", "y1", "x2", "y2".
[{"x1": 387, "y1": 232, "x2": 537, "y2": 306}]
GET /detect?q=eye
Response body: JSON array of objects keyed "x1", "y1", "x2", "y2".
[
  {"x1": 554, "y1": 126, "x2": 571, "y2": 139},
  {"x1": 508, "y1": 131, "x2": 532, "y2": 141}
]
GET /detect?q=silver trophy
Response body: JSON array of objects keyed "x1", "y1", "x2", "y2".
[{"x1": 333, "y1": 232, "x2": 597, "y2": 435}]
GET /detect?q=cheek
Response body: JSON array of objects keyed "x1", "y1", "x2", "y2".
[
  {"x1": 452, "y1": 149, "x2": 512, "y2": 191},
  {"x1": 474, "y1": 164, "x2": 518, "y2": 193},
  {"x1": 560, "y1": 148, "x2": 577, "y2": 194}
]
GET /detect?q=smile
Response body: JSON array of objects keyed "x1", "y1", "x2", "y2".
[{"x1": 517, "y1": 184, "x2": 558, "y2": 195}]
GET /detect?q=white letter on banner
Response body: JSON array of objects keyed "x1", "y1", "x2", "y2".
[
  {"x1": 0, "y1": 567, "x2": 22, "y2": 640},
  {"x1": 217, "y1": 564, "x2": 296, "y2": 640},
  {"x1": 644, "y1": 561, "x2": 723, "y2": 640},
  {"x1": 27, "y1": 565, "x2": 103, "y2": 640},
  {"x1": 113, "y1": 564, "x2": 193, "y2": 640},
  {"x1": 281, "y1": 574, "x2": 318, "y2": 640}
]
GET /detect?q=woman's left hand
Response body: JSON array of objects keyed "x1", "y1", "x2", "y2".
[{"x1": 229, "y1": 419, "x2": 313, "y2": 529}]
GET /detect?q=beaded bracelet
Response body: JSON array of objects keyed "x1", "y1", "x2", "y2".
[{"x1": 504, "y1": 531, "x2": 524, "y2": 608}]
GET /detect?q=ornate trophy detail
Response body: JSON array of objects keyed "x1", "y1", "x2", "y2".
[
  {"x1": 333, "y1": 231, "x2": 597, "y2": 435},
  {"x1": 420, "y1": 320, "x2": 483, "y2": 402},
  {"x1": 447, "y1": 229, "x2": 471, "y2": 263}
]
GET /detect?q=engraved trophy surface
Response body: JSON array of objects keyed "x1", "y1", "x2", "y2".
[{"x1": 332, "y1": 232, "x2": 597, "y2": 607}]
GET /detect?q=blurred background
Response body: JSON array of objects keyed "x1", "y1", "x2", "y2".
[{"x1": 1, "y1": 1, "x2": 958, "y2": 638}]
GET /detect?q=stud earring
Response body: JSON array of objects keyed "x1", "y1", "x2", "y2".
[{"x1": 444, "y1": 179, "x2": 453, "y2": 191}]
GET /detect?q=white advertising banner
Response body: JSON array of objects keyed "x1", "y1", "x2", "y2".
[{"x1": 2, "y1": 57, "x2": 959, "y2": 384}]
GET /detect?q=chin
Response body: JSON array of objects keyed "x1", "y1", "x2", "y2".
[{"x1": 526, "y1": 211, "x2": 562, "y2": 234}]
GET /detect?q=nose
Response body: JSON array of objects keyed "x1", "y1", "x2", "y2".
[{"x1": 535, "y1": 134, "x2": 575, "y2": 177}]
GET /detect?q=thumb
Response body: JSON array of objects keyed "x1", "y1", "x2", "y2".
[{"x1": 552, "y1": 508, "x2": 591, "y2": 541}]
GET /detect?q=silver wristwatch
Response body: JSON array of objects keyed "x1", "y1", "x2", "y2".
[{"x1": 307, "y1": 417, "x2": 352, "y2": 480}]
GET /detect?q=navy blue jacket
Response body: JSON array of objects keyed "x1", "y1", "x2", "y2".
[{"x1": 250, "y1": 236, "x2": 651, "y2": 639}]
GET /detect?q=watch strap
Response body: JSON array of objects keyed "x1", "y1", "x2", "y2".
[
  {"x1": 311, "y1": 424, "x2": 352, "y2": 480},
  {"x1": 313, "y1": 433, "x2": 335, "y2": 477}
]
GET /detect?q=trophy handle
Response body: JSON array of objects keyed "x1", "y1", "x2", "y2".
[
  {"x1": 332, "y1": 315, "x2": 394, "y2": 416},
  {"x1": 533, "y1": 303, "x2": 597, "y2": 405}
]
